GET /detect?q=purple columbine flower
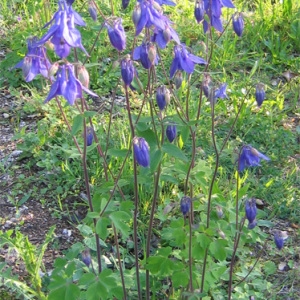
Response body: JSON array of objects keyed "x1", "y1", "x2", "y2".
[
  {"x1": 180, "y1": 196, "x2": 191, "y2": 216},
  {"x1": 106, "y1": 18, "x2": 126, "y2": 51},
  {"x1": 153, "y1": 19, "x2": 180, "y2": 49},
  {"x1": 166, "y1": 124, "x2": 177, "y2": 143},
  {"x1": 238, "y1": 145, "x2": 270, "y2": 172},
  {"x1": 44, "y1": 64, "x2": 98, "y2": 106},
  {"x1": 35, "y1": 1, "x2": 88, "y2": 58},
  {"x1": 133, "y1": 42, "x2": 159, "y2": 69},
  {"x1": 245, "y1": 198, "x2": 257, "y2": 229},
  {"x1": 153, "y1": 0, "x2": 176, "y2": 6},
  {"x1": 134, "y1": 0, "x2": 166, "y2": 36},
  {"x1": 121, "y1": 55, "x2": 136, "y2": 86},
  {"x1": 156, "y1": 86, "x2": 170, "y2": 111},
  {"x1": 214, "y1": 83, "x2": 228, "y2": 99},
  {"x1": 14, "y1": 36, "x2": 52, "y2": 82},
  {"x1": 133, "y1": 137, "x2": 150, "y2": 167},
  {"x1": 232, "y1": 12, "x2": 244, "y2": 37},
  {"x1": 255, "y1": 83, "x2": 265, "y2": 107},
  {"x1": 170, "y1": 44, "x2": 206, "y2": 78},
  {"x1": 194, "y1": 0, "x2": 205, "y2": 23},
  {"x1": 202, "y1": 0, "x2": 235, "y2": 33},
  {"x1": 274, "y1": 230, "x2": 288, "y2": 250}
]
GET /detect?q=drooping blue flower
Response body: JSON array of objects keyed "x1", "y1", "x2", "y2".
[
  {"x1": 194, "y1": 0, "x2": 205, "y2": 23},
  {"x1": 14, "y1": 36, "x2": 52, "y2": 82},
  {"x1": 232, "y1": 12, "x2": 244, "y2": 37},
  {"x1": 255, "y1": 83, "x2": 265, "y2": 107},
  {"x1": 121, "y1": 55, "x2": 136, "y2": 86},
  {"x1": 133, "y1": 137, "x2": 150, "y2": 167},
  {"x1": 202, "y1": 0, "x2": 235, "y2": 33},
  {"x1": 153, "y1": 0, "x2": 176, "y2": 6},
  {"x1": 133, "y1": 42, "x2": 159, "y2": 69},
  {"x1": 238, "y1": 145, "x2": 270, "y2": 172},
  {"x1": 245, "y1": 198, "x2": 257, "y2": 229},
  {"x1": 44, "y1": 64, "x2": 98, "y2": 105},
  {"x1": 274, "y1": 230, "x2": 288, "y2": 250},
  {"x1": 156, "y1": 86, "x2": 170, "y2": 111},
  {"x1": 153, "y1": 19, "x2": 180, "y2": 49},
  {"x1": 170, "y1": 44, "x2": 206, "y2": 78},
  {"x1": 122, "y1": 0, "x2": 130, "y2": 9},
  {"x1": 166, "y1": 125, "x2": 177, "y2": 143},
  {"x1": 134, "y1": 0, "x2": 166, "y2": 36},
  {"x1": 106, "y1": 18, "x2": 126, "y2": 51},
  {"x1": 180, "y1": 196, "x2": 191, "y2": 216},
  {"x1": 214, "y1": 83, "x2": 228, "y2": 99},
  {"x1": 35, "y1": 1, "x2": 88, "y2": 58}
]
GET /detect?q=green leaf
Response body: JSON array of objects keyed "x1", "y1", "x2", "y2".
[
  {"x1": 77, "y1": 224, "x2": 93, "y2": 237},
  {"x1": 150, "y1": 149, "x2": 162, "y2": 172},
  {"x1": 83, "y1": 111, "x2": 97, "y2": 118},
  {"x1": 96, "y1": 217, "x2": 111, "y2": 240},
  {"x1": 71, "y1": 114, "x2": 84, "y2": 135},
  {"x1": 264, "y1": 261, "x2": 277, "y2": 275},
  {"x1": 109, "y1": 211, "x2": 131, "y2": 239},
  {"x1": 107, "y1": 148, "x2": 129, "y2": 158},
  {"x1": 162, "y1": 144, "x2": 188, "y2": 162},
  {"x1": 209, "y1": 239, "x2": 227, "y2": 261}
]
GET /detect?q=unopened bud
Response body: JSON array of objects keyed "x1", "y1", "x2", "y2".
[
  {"x1": 216, "y1": 205, "x2": 224, "y2": 218},
  {"x1": 232, "y1": 12, "x2": 244, "y2": 37},
  {"x1": 174, "y1": 71, "x2": 183, "y2": 89},
  {"x1": 148, "y1": 44, "x2": 157, "y2": 66},
  {"x1": 255, "y1": 83, "x2": 265, "y2": 107},
  {"x1": 48, "y1": 62, "x2": 60, "y2": 77},
  {"x1": 22, "y1": 57, "x2": 32, "y2": 78},
  {"x1": 88, "y1": 1, "x2": 97, "y2": 21},
  {"x1": 163, "y1": 27, "x2": 172, "y2": 44},
  {"x1": 132, "y1": 4, "x2": 141, "y2": 27},
  {"x1": 180, "y1": 196, "x2": 191, "y2": 216},
  {"x1": 77, "y1": 65, "x2": 90, "y2": 88},
  {"x1": 166, "y1": 124, "x2": 177, "y2": 143}
]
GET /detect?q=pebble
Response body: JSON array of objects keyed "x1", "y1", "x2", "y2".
[{"x1": 3, "y1": 113, "x2": 9, "y2": 118}]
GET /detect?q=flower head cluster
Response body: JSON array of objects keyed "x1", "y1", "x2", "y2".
[
  {"x1": 245, "y1": 198, "x2": 257, "y2": 229},
  {"x1": 238, "y1": 145, "x2": 270, "y2": 172},
  {"x1": 44, "y1": 64, "x2": 97, "y2": 105},
  {"x1": 195, "y1": 0, "x2": 235, "y2": 33},
  {"x1": 106, "y1": 18, "x2": 126, "y2": 51},
  {"x1": 35, "y1": 0, "x2": 88, "y2": 58},
  {"x1": 133, "y1": 137, "x2": 150, "y2": 167},
  {"x1": 170, "y1": 44, "x2": 206, "y2": 78},
  {"x1": 15, "y1": 36, "x2": 52, "y2": 82}
]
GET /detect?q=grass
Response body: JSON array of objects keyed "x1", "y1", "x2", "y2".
[{"x1": 0, "y1": 0, "x2": 299, "y2": 299}]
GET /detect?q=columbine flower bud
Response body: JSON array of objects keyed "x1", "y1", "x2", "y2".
[
  {"x1": 22, "y1": 57, "x2": 32, "y2": 78},
  {"x1": 274, "y1": 230, "x2": 288, "y2": 250},
  {"x1": 180, "y1": 196, "x2": 191, "y2": 216},
  {"x1": 88, "y1": 1, "x2": 97, "y2": 21},
  {"x1": 201, "y1": 74, "x2": 212, "y2": 97},
  {"x1": 255, "y1": 83, "x2": 265, "y2": 107},
  {"x1": 166, "y1": 125, "x2": 177, "y2": 143},
  {"x1": 156, "y1": 86, "x2": 170, "y2": 111},
  {"x1": 133, "y1": 137, "x2": 150, "y2": 167},
  {"x1": 232, "y1": 12, "x2": 244, "y2": 37},
  {"x1": 77, "y1": 64, "x2": 90, "y2": 88},
  {"x1": 48, "y1": 62, "x2": 60, "y2": 77},
  {"x1": 121, "y1": 55, "x2": 135, "y2": 86},
  {"x1": 163, "y1": 27, "x2": 172, "y2": 44},
  {"x1": 194, "y1": 0, "x2": 205, "y2": 23},
  {"x1": 148, "y1": 44, "x2": 157, "y2": 66},
  {"x1": 216, "y1": 205, "x2": 224, "y2": 218},
  {"x1": 132, "y1": 4, "x2": 141, "y2": 27},
  {"x1": 81, "y1": 249, "x2": 91, "y2": 267},
  {"x1": 174, "y1": 71, "x2": 183, "y2": 89},
  {"x1": 122, "y1": 0, "x2": 130, "y2": 9},
  {"x1": 86, "y1": 127, "x2": 94, "y2": 146},
  {"x1": 245, "y1": 198, "x2": 257, "y2": 229}
]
